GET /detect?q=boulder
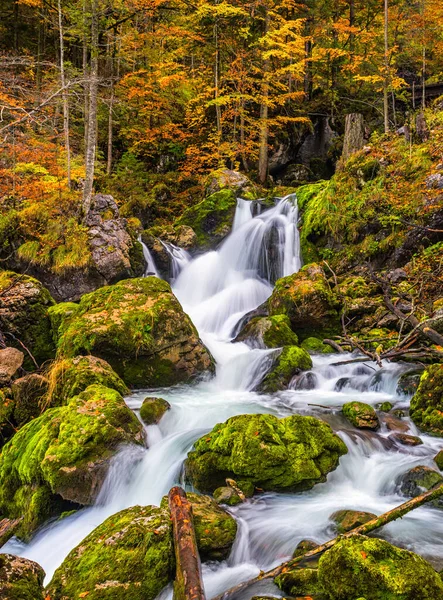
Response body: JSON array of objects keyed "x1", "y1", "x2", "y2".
[
  {"x1": 47, "y1": 505, "x2": 174, "y2": 600},
  {"x1": 185, "y1": 413, "x2": 347, "y2": 494},
  {"x1": 396, "y1": 369, "x2": 424, "y2": 396},
  {"x1": 0, "y1": 388, "x2": 15, "y2": 446},
  {"x1": 435, "y1": 450, "x2": 443, "y2": 470},
  {"x1": 292, "y1": 538, "x2": 318, "y2": 558},
  {"x1": 0, "y1": 347, "x2": 24, "y2": 385},
  {"x1": 0, "y1": 384, "x2": 144, "y2": 538},
  {"x1": 389, "y1": 433, "x2": 423, "y2": 446},
  {"x1": 275, "y1": 566, "x2": 321, "y2": 598},
  {"x1": 0, "y1": 272, "x2": 55, "y2": 368},
  {"x1": 50, "y1": 277, "x2": 214, "y2": 387},
  {"x1": 318, "y1": 534, "x2": 443, "y2": 600},
  {"x1": 268, "y1": 264, "x2": 340, "y2": 339},
  {"x1": 0, "y1": 553, "x2": 45, "y2": 600},
  {"x1": 409, "y1": 364, "x2": 443, "y2": 435},
  {"x1": 342, "y1": 401, "x2": 379, "y2": 430},
  {"x1": 213, "y1": 486, "x2": 242, "y2": 506},
  {"x1": 206, "y1": 169, "x2": 252, "y2": 196},
  {"x1": 259, "y1": 346, "x2": 313, "y2": 392},
  {"x1": 234, "y1": 315, "x2": 298, "y2": 349},
  {"x1": 11, "y1": 373, "x2": 49, "y2": 427},
  {"x1": 301, "y1": 337, "x2": 335, "y2": 354},
  {"x1": 139, "y1": 397, "x2": 171, "y2": 425},
  {"x1": 398, "y1": 466, "x2": 443, "y2": 503},
  {"x1": 378, "y1": 401, "x2": 393, "y2": 412},
  {"x1": 382, "y1": 413, "x2": 409, "y2": 433},
  {"x1": 330, "y1": 509, "x2": 377, "y2": 533}
]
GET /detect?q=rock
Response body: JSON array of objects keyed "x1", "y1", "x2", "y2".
[
  {"x1": 185, "y1": 413, "x2": 347, "y2": 494},
  {"x1": 396, "y1": 369, "x2": 424, "y2": 396},
  {"x1": 426, "y1": 173, "x2": 443, "y2": 189},
  {"x1": 291, "y1": 371, "x2": 318, "y2": 390},
  {"x1": 11, "y1": 373, "x2": 49, "y2": 427},
  {"x1": 50, "y1": 277, "x2": 214, "y2": 387},
  {"x1": 45, "y1": 355, "x2": 128, "y2": 407},
  {"x1": 386, "y1": 268, "x2": 408, "y2": 283},
  {"x1": 47, "y1": 505, "x2": 174, "y2": 600},
  {"x1": 409, "y1": 365, "x2": 443, "y2": 435},
  {"x1": 0, "y1": 272, "x2": 55, "y2": 368},
  {"x1": 301, "y1": 337, "x2": 335, "y2": 354},
  {"x1": 330, "y1": 509, "x2": 377, "y2": 533},
  {"x1": 259, "y1": 346, "x2": 313, "y2": 392},
  {"x1": 206, "y1": 169, "x2": 252, "y2": 196},
  {"x1": 398, "y1": 466, "x2": 443, "y2": 502},
  {"x1": 0, "y1": 388, "x2": 15, "y2": 446},
  {"x1": 435, "y1": 450, "x2": 443, "y2": 470},
  {"x1": 318, "y1": 534, "x2": 443, "y2": 600},
  {"x1": 292, "y1": 538, "x2": 318, "y2": 558},
  {"x1": 382, "y1": 414, "x2": 409, "y2": 433},
  {"x1": 342, "y1": 401, "x2": 380, "y2": 430},
  {"x1": 268, "y1": 264, "x2": 340, "y2": 339},
  {"x1": 213, "y1": 486, "x2": 242, "y2": 506},
  {"x1": 275, "y1": 566, "x2": 321, "y2": 598},
  {"x1": 280, "y1": 163, "x2": 311, "y2": 185},
  {"x1": 378, "y1": 401, "x2": 393, "y2": 412},
  {"x1": 0, "y1": 553, "x2": 45, "y2": 600},
  {"x1": 389, "y1": 433, "x2": 423, "y2": 446},
  {"x1": 0, "y1": 384, "x2": 144, "y2": 538},
  {"x1": 0, "y1": 347, "x2": 24, "y2": 385},
  {"x1": 142, "y1": 224, "x2": 196, "y2": 277},
  {"x1": 140, "y1": 397, "x2": 171, "y2": 425},
  {"x1": 234, "y1": 315, "x2": 298, "y2": 349}
]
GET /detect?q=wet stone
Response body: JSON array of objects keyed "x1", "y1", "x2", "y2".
[{"x1": 389, "y1": 433, "x2": 423, "y2": 446}]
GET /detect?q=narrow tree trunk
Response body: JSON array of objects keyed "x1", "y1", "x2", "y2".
[
  {"x1": 383, "y1": 0, "x2": 390, "y2": 133},
  {"x1": 168, "y1": 487, "x2": 206, "y2": 600},
  {"x1": 214, "y1": 17, "x2": 222, "y2": 138},
  {"x1": 83, "y1": 0, "x2": 98, "y2": 216},
  {"x1": 107, "y1": 34, "x2": 119, "y2": 176},
  {"x1": 341, "y1": 113, "x2": 365, "y2": 161},
  {"x1": 83, "y1": 0, "x2": 90, "y2": 153},
  {"x1": 240, "y1": 98, "x2": 249, "y2": 172},
  {"x1": 58, "y1": 0, "x2": 71, "y2": 189},
  {"x1": 258, "y1": 8, "x2": 270, "y2": 186}
]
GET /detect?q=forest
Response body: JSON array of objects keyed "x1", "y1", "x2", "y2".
[{"x1": 1, "y1": 0, "x2": 443, "y2": 598}]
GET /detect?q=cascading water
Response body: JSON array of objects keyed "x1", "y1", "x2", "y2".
[
  {"x1": 139, "y1": 235, "x2": 160, "y2": 277},
  {"x1": 3, "y1": 195, "x2": 443, "y2": 597}
]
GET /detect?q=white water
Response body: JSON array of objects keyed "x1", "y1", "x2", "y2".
[
  {"x1": 3, "y1": 196, "x2": 443, "y2": 596},
  {"x1": 139, "y1": 235, "x2": 160, "y2": 277}
]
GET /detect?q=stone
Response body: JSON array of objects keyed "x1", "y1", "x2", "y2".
[
  {"x1": 378, "y1": 401, "x2": 393, "y2": 412},
  {"x1": 234, "y1": 314, "x2": 298, "y2": 349},
  {"x1": 330, "y1": 509, "x2": 377, "y2": 533},
  {"x1": 389, "y1": 433, "x2": 423, "y2": 446},
  {"x1": 301, "y1": 336, "x2": 335, "y2": 354},
  {"x1": 206, "y1": 169, "x2": 252, "y2": 196},
  {"x1": 213, "y1": 486, "x2": 242, "y2": 506},
  {"x1": 185, "y1": 413, "x2": 347, "y2": 494},
  {"x1": 139, "y1": 397, "x2": 171, "y2": 425},
  {"x1": 342, "y1": 401, "x2": 379, "y2": 430},
  {"x1": 426, "y1": 173, "x2": 443, "y2": 189},
  {"x1": 11, "y1": 373, "x2": 49, "y2": 427},
  {"x1": 0, "y1": 553, "x2": 45, "y2": 600},
  {"x1": 396, "y1": 369, "x2": 424, "y2": 396},
  {"x1": 435, "y1": 450, "x2": 443, "y2": 470},
  {"x1": 292, "y1": 538, "x2": 318, "y2": 558},
  {"x1": 259, "y1": 345, "x2": 313, "y2": 392},
  {"x1": 410, "y1": 364, "x2": 443, "y2": 435},
  {"x1": 0, "y1": 347, "x2": 24, "y2": 385},
  {"x1": 275, "y1": 566, "x2": 321, "y2": 598},
  {"x1": 318, "y1": 534, "x2": 443, "y2": 600},
  {"x1": 398, "y1": 465, "x2": 443, "y2": 501}
]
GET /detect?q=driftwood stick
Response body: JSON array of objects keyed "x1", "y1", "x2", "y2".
[
  {"x1": 0, "y1": 517, "x2": 23, "y2": 547},
  {"x1": 323, "y1": 339, "x2": 345, "y2": 353},
  {"x1": 211, "y1": 484, "x2": 443, "y2": 600},
  {"x1": 168, "y1": 486, "x2": 206, "y2": 600}
]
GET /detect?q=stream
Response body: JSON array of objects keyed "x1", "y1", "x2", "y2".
[{"x1": 3, "y1": 195, "x2": 443, "y2": 597}]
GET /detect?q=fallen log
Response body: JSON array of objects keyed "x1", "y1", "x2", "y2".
[
  {"x1": 168, "y1": 486, "x2": 206, "y2": 600},
  {"x1": 211, "y1": 483, "x2": 443, "y2": 600},
  {"x1": 0, "y1": 517, "x2": 22, "y2": 547},
  {"x1": 322, "y1": 339, "x2": 345, "y2": 353}
]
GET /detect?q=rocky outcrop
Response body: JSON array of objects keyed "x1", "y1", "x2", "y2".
[
  {"x1": 0, "y1": 553, "x2": 45, "y2": 600},
  {"x1": 185, "y1": 413, "x2": 347, "y2": 494},
  {"x1": 139, "y1": 397, "x2": 171, "y2": 425},
  {"x1": 409, "y1": 364, "x2": 443, "y2": 435},
  {"x1": 50, "y1": 277, "x2": 214, "y2": 387}
]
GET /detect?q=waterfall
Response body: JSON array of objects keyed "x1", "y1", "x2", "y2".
[
  {"x1": 138, "y1": 235, "x2": 160, "y2": 277},
  {"x1": 161, "y1": 241, "x2": 191, "y2": 281}
]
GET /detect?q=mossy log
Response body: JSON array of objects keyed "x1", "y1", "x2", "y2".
[
  {"x1": 212, "y1": 483, "x2": 443, "y2": 600},
  {"x1": 168, "y1": 486, "x2": 206, "y2": 600}
]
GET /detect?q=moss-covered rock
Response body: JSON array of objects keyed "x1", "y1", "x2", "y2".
[
  {"x1": 390, "y1": 433, "x2": 423, "y2": 446},
  {"x1": 0, "y1": 553, "x2": 45, "y2": 600},
  {"x1": 301, "y1": 337, "x2": 335, "y2": 354},
  {"x1": 213, "y1": 486, "x2": 242, "y2": 506},
  {"x1": 435, "y1": 450, "x2": 443, "y2": 470},
  {"x1": 259, "y1": 346, "x2": 313, "y2": 392},
  {"x1": 275, "y1": 566, "x2": 322, "y2": 598},
  {"x1": 378, "y1": 401, "x2": 393, "y2": 412},
  {"x1": 342, "y1": 401, "x2": 380, "y2": 430},
  {"x1": 235, "y1": 315, "x2": 299, "y2": 349},
  {"x1": 292, "y1": 538, "x2": 318, "y2": 558},
  {"x1": 398, "y1": 466, "x2": 443, "y2": 504},
  {"x1": 48, "y1": 301, "x2": 78, "y2": 345},
  {"x1": 330, "y1": 509, "x2": 377, "y2": 533},
  {"x1": 0, "y1": 384, "x2": 144, "y2": 537},
  {"x1": 139, "y1": 396, "x2": 171, "y2": 425},
  {"x1": 50, "y1": 277, "x2": 214, "y2": 387},
  {"x1": 46, "y1": 355, "x2": 128, "y2": 407},
  {"x1": 185, "y1": 413, "x2": 347, "y2": 494},
  {"x1": 11, "y1": 374, "x2": 49, "y2": 427},
  {"x1": 268, "y1": 264, "x2": 340, "y2": 339},
  {"x1": 0, "y1": 388, "x2": 15, "y2": 446},
  {"x1": 0, "y1": 271, "x2": 56, "y2": 369},
  {"x1": 318, "y1": 534, "x2": 443, "y2": 600},
  {"x1": 47, "y1": 505, "x2": 174, "y2": 600},
  {"x1": 409, "y1": 364, "x2": 443, "y2": 435},
  {"x1": 396, "y1": 369, "x2": 423, "y2": 396}
]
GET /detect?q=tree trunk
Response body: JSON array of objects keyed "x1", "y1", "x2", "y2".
[
  {"x1": 168, "y1": 486, "x2": 206, "y2": 600},
  {"x1": 383, "y1": 0, "x2": 390, "y2": 133},
  {"x1": 214, "y1": 18, "x2": 222, "y2": 139},
  {"x1": 341, "y1": 113, "x2": 365, "y2": 161},
  {"x1": 58, "y1": 0, "x2": 71, "y2": 189},
  {"x1": 83, "y1": 0, "x2": 98, "y2": 216},
  {"x1": 83, "y1": 0, "x2": 90, "y2": 154},
  {"x1": 258, "y1": 8, "x2": 270, "y2": 186}
]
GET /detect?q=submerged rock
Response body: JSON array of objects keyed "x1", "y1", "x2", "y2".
[
  {"x1": 259, "y1": 345, "x2": 313, "y2": 392},
  {"x1": 185, "y1": 413, "x2": 347, "y2": 494},
  {"x1": 318, "y1": 534, "x2": 443, "y2": 599},
  {"x1": 330, "y1": 509, "x2": 377, "y2": 533},
  {"x1": 389, "y1": 433, "x2": 423, "y2": 446},
  {"x1": 47, "y1": 505, "x2": 174, "y2": 600},
  {"x1": 409, "y1": 364, "x2": 443, "y2": 435},
  {"x1": 0, "y1": 553, "x2": 45, "y2": 600},
  {"x1": 234, "y1": 314, "x2": 298, "y2": 349},
  {"x1": 50, "y1": 277, "x2": 214, "y2": 387},
  {"x1": 140, "y1": 397, "x2": 171, "y2": 425},
  {"x1": 342, "y1": 401, "x2": 379, "y2": 430}
]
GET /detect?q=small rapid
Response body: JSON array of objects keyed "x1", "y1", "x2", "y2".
[{"x1": 3, "y1": 195, "x2": 443, "y2": 596}]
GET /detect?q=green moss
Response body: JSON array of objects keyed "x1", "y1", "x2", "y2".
[
  {"x1": 236, "y1": 315, "x2": 298, "y2": 349},
  {"x1": 12, "y1": 374, "x2": 49, "y2": 427},
  {"x1": 139, "y1": 396, "x2": 171, "y2": 425},
  {"x1": 342, "y1": 401, "x2": 379, "y2": 430},
  {"x1": 0, "y1": 553, "x2": 45, "y2": 600},
  {"x1": 318, "y1": 534, "x2": 443, "y2": 600},
  {"x1": 260, "y1": 345, "x2": 312, "y2": 392},
  {"x1": 275, "y1": 567, "x2": 322, "y2": 598},
  {"x1": 213, "y1": 486, "x2": 242, "y2": 506},
  {"x1": 47, "y1": 505, "x2": 174, "y2": 600},
  {"x1": 0, "y1": 388, "x2": 15, "y2": 447},
  {"x1": 330, "y1": 509, "x2": 377, "y2": 533},
  {"x1": 409, "y1": 365, "x2": 443, "y2": 435},
  {"x1": 296, "y1": 181, "x2": 328, "y2": 210},
  {"x1": 185, "y1": 413, "x2": 347, "y2": 494},
  {"x1": 48, "y1": 302, "x2": 79, "y2": 345},
  {"x1": 435, "y1": 450, "x2": 443, "y2": 471},
  {"x1": 379, "y1": 401, "x2": 393, "y2": 412},
  {"x1": 301, "y1": 337, "x2": 335, "y2": 354}
]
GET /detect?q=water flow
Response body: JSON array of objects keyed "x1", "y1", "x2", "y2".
[
  {"x1": 139, "y1": 235, "x2": 159, "y2": 277},
  {"x1": 161, "y1": 241, "x2": 191, "y2": 281},
  {"x1": 4, "y1": 195, "x2": 443, "y2": 597}
]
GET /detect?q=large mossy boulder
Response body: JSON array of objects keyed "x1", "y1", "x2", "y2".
[
  {"x1": 409, "y1": 364, "x2": 443, "y2": 435},
  {"x1": 234, "y1": 315, "x2": 299, "y2": 349},
  {"x1": 317, "y1": 534, "x2": 443, "y2": 600},
  {"x1": 259, "y1": 346, "x2": 313, "y2": 392},
  {"x1": 0, "y1": 553, "x2": 45, "y2": 600},
  {"x1": 0, "y1": 271, "x2": 56, "y2": 368},
  {"x1": 268, "y1": 264, "x2": 340, "y2": 339},
  {"x1": 47, "y1": 505, "x2": 174, "y2": 600},
  {"x1": 49, "y1": 277, "x2": 214, "y2": 387},
  {"x1": 185, "y1": 413, "x2": 347, "y2": 494},
  {"x1": 0, "y1": 384, "x2": 144, "y2": 538},
  {"x1": 139, "y1": 396, "x2": 171, "y2": 425},
  {"x1": 342, "y1": 401, "x2": 379, "y2": 430}
]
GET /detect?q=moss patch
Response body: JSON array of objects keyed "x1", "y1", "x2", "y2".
[
  {"x1": 0, "y1": 553, "x2": 45, "y2": 600},
  {"x1": 235, "y1": 315, "x2": 299, "y2": 349},
  {"x1": 260, "y1": 345, "x2": 313, "y2": 392},
  {"x1": 139, "y1": 397, "x2": 171, "y2": 425},
  {"x1": 409, "y1": 364, "x2": 443, "y2": 435},
  {"x1": 342, "y1": 401, "x2": 379, "y2": 430}
]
